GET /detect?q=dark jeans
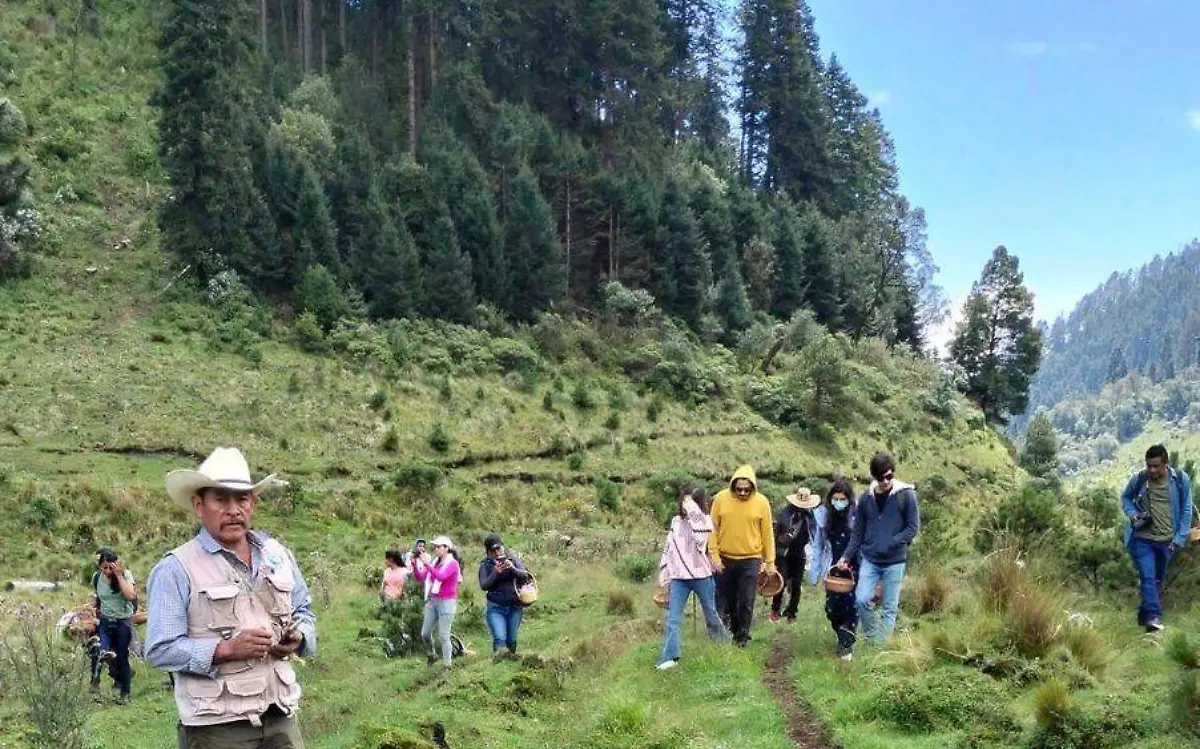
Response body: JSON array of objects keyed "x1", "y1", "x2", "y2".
[
  {"x1": 771, "y1": 551, "x2": 805, "y2": 618},
  {"x1": 485, "y1": 601, "x2": 525, "y2": 653},
  {"x1": 825, "y1": 591, "x2": 857, "y2": 652},
  {"x1": 1130, "y1": 536, "x2": 1174, "y2": 624},
  {"x1": 178, "y1": 707, "x2": 303, "y2": 749},
  {"x1": 94, "y1": 617, "x2": 133, "y2": 696},
  {"x1": 715, "y1": 557, "x2": 761, "y2": 644}
]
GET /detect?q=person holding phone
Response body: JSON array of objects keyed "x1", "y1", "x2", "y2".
[
  {"x1": 91, "y1": 547, "x2": 138, "y2": 703},
  {"x1": 413, "y1": 536, "x2": 461, "y2": 667},
  {"x1": 478, "y1": 534, "x2": 532, "y2": 656}
]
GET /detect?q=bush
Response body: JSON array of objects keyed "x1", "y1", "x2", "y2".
[
  {"x1": 974, "y1": 486, "x2": 1063, "y2": 553},
  {"x1": 542, "y1": 390, "x2": 554, "y2": 411},
  {"x1": 428, "y1": 423, "x2": 450, "y2": 453},
  {"x1": 1172, "y1": 670, "x2": 1200, "y2": 736},
  {"x1": 571, "y1": 380, "x2": 595, "y2": 410},
  {"x1": 603, "y1": 412, "x2": 620, "y2": 430},
  {"x1": 874, "y1": 669, "x2": 1012, "y2": 734},
  {"x1": 615, "y1": 554, "x2": 657, "y2": 583},
  {"x1": 1061, "y1": 623, "x2": 1108, "y2": 676},
  {"x1": 605, "y1": 590, "x2": 635, "y2": 617},
  {"x1": 646, "y1": 399, "x2": 661, "y2": 422},
  {"x1": 295, "y1": 264, "x2": 354, "y2": 331},
  {"x1": 595, "y1": 477, "x2": 621, "y2": 512},
  {"x1": 1167, "y1": 632, "x2": 1200, "y2": 670},
  {"x1": 914, "y1": 567, "x2": 950, "y2": 615},
  {"x1": 292, "y1": 311, "x2": 326, "y2": 352},
  {"x1": 566, "y1": 453, "x2": 585, "y2": 471},
  {"x1": 1005, "y1": 587, "x2": 1060, "y2": 658},
  {"x1": 394, "y1": 460, "x2": 444, "y2": 492},
  {"x1": 1034, "y1": 678, "x2": 1072, "y2": 728},
  {"x1": 369, "y1": 390, "x2": 388, "y2": 410},
  {"x1": 380, "y1": 426, "x2": 399, "y2": 453}
]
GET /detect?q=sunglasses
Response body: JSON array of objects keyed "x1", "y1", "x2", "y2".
[{"x1": 879, "y1": 472, "x2": 895, "y2": 482}]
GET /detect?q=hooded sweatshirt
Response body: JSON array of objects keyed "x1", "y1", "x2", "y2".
[
  {"x1": 842, "y1": 479, "x2": 919, "y2": 566},
  {"x1": 709, "y1": 465, "x2": 776, "y2": 565}
]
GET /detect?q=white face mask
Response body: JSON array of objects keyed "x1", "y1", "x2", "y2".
[{"x1": 832, "y1": 499, "x2": 850, "y2": 512}]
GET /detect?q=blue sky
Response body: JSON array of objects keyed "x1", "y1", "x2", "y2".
[{"x1": 807, "y1": 0, "x2": 1200, "y2": 330}]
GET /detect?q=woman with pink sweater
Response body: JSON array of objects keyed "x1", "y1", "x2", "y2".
[
  {"x1": 412, "y1": 535, "x2": 462, "y2": 667},
  {"x1": 655, "y1": 489, "x2": 731, "y2": 670}
]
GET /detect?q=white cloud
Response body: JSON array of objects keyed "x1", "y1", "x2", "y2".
[
  {"x1": 1008, "y1": 41, "x2": 1050, "y2": 58},
  {"x1": 867, "y1": 90, "x2": 891, "y2": 107},
  {"x1": 926, "y1": 296, "x2": 966, "y2": 359},
  {"x1": 1188, "y1": 109, "x2": 1200, "y2": 131}
]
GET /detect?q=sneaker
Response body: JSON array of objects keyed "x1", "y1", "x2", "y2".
[
  {"x1": 655, "y1": 659, "x2": 679, "y2": 671},
  {"x1": 839, "y1": 652, "x2": 853, "y2": 662},
  {"x1": 768, "y1": 612, "x2": 781, "y2": 623},
  {"x1": 99, "y1": 650, "x2": 116, "y2": 665},
  {"x1": 426, "y1": 653, "x2": 437, "y2": 666},
  {"x1": 1146, "y1": 619, "x2": 1164, "y2": 633}
]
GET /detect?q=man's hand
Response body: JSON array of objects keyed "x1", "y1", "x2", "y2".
[
  {"x1": 712, "y1": 558, "x2": 724, "y2": 574},
  {"x1": 270, "y1": 627, "x2": 303, "y2": 659},
  {"x1": 763, "y1": 562, "x2": 777, "y2": 576},
  {"x1": 214, "y1": 628, "x2": 274, "y2": 663}
]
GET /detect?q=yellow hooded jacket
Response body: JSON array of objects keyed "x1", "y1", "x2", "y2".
[{"x1": 709, "y1": 465, "x2": 775, "y2": 565}]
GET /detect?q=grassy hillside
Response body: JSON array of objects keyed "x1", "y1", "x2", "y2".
[{"x1": 3, "y1": 3, "x2": 1200, "y2": 749}]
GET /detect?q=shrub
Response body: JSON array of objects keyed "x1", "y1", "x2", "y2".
[
  {"x1": 22, "y1": 485, "x2": 59, "y2": 531},
  {"x1": 1005, "y1": 587, "x2": 1060, "y2": 658},
  {"x1": 380, "y1": 426, "x2": 399, "y2": 453},
  {"x1": 1061, "y1": 623, "x2": 1108, "y2": 676},
  {"x1": 1034, "y1": 678, "x2": 1072, "y2": 727},
  {"x1": 874, "y1": 669, "x2": 1011, "y2": 734},
  {"x1": 605, "y1": 590, "x2": 635, "y2": 617},
  {"x1": 0, "y1": 603, "x2": 92, "y2": 749},
  {"x1": 1167, "y1": 632, "x2": 1200, "y2": 670},
  {"x1": 603, "y1": 412, "x2": 620, "y2": 430},
  {"x1": 542, "y1": 390, "x2": 554, "y2": 411},
  {"x1": 428, "y1": 423, "x2": 450, "y2": 453},
  {"x1": 595, "y1": 477, "x2": 621, "y2": 512},
  {"x1": 394, "y1": 460, "x2": 444, "y2": 492},
  {"x1": 914, "y1": 567, "x2": 950, "y2": 616},
  {"x1": 571, "y1": 380, "x2": 595, "y2": 410},
  {"x1": 369, "y1": 389, "x2": 388, "y2": 410},
  {"x1": 295, "y1": 264, "x2": 353, "y2": 331},
  {"x1": 974, "y1": 485, "x2": 1063, "y2": 553},
  {"x1": 979, "y1": 546, "x2": 1027, "y2": 613},
  {"x1": 566, "y1": 453, "x2": 585, "y2": 471},
  {"x1": 615, "y1": 554, "x2": 657, "y2": 583},
  {"x1": 1172, "y1": 670, "x2": 1200, "y2": 736},
  {"x1": 646, "y1": 399, "x2": 661, "y2": 422}
]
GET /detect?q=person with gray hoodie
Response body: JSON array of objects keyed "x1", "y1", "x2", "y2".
[{"x1": 835, "y1": 452, "x2": 919, "y2": 644}]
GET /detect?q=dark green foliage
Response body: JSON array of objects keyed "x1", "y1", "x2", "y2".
[
  {"x1": 294, "y1": 264, "x2": 353, "y2": 331},
  {"x1": 156, "y1": 0, "x2": 277, "y2": 286},
  {"x1": 0, "y1": 97, "x2": 35, "y2": 281},
  {"x1": 615, "y1": 554, "x2": 657, "y2": 583},
  {"x1": 596, "y1": 477, "x2": 622, "y2": 512},
  {"x1": 658, "y1": 175, "x2": 711, "y2": 327},
  {"x1": 1020, "y1": 412, "x2": 1060, "y2": 481},
  {"x1": 974, "y1": 486, "x2": 1063, "y2": 553},
  {"x1": 393, "y1": 460, "x2": 444, "y2": 492},
  {"x1": 873, "y1": 669, "x2": 1015, "y2": 735},
  {"x1": 504, "y1": 167, "x2": 564, "y2": 321},
  {"x1": 428, "y1": 423, "x2": 450, "y2": 454},
  {"x1": 571, "y1": 381, "x2": 595, "y2": 410},
  {"x1": 950, "y1": 246, "x2": 1043, "y2": 425}
]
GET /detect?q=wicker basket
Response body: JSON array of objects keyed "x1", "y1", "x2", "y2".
[
  {"x1": 1189, "y1": 526, "x2": 1200, "y2": 543},
  {"x1": 132, "y1": 610, "x2": 148, "y2": 626},
  {"x1": 756, "y1": 569, "x2": 784, "y2": 598},
  {"x1": 652, "y1": 586, "x2": 670, "y2": 609},
  {"x1": 823, "y1": 574, "x2": 855, "y2": 595}
]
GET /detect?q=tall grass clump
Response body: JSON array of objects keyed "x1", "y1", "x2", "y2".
[
  {"x1": 1061, "y1": 623, "x2": 1108, "y2": 676},
  {"x1": 914, "y1": 566, "x2": 950, "y2": 615},
  {"x1": 0, "y1": 603, "x2": 92, "y2": 749},
  {"x1": 1005, "y1": 587, "x2": 1060, "y2": 658},
  {"x1": 605, "y1": 590, "x2": 635, "y2": 617},
  {"x1": 979, "y1": 545, "x2": 1026, "y2": 613}
]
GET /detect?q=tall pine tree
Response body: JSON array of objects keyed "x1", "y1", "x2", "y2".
[
  {"x1": 505, "y1": 166, "x2": 565, "y2": 320},
  {"x1": 659, "y1": 175, "x2": 711, "y2": 327}
]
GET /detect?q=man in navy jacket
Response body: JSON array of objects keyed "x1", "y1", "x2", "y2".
[{"x1": 836, "y1": 452, "x2": 919, "y2": 644}]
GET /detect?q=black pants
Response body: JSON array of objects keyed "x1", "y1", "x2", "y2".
[
  {"x1": 771, "y1": 551, "x2": 806, "y2": 618},
  {"x1": 825, "y1": 591, "x2": 857, "y2": 652},
  {"x1": 716, "y1": 557, "x2": 761, "y2": 644}
]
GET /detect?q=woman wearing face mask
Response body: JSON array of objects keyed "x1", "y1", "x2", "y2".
[{"x1": 808, "y1": 479, "x2": 859, "y2": 661}]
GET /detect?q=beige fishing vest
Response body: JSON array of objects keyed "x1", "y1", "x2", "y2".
[{"x1": 170, "y1": 537, "x2": 302, "y2": 727}]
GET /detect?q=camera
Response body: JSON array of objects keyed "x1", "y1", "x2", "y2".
[{"x1": 1132, "y1": 513, "x2": 1153, "y2": 531}]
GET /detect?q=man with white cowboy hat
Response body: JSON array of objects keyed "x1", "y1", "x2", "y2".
[
  {"x1": 146, "y1": 447, "x2": 316, "y2": 749},
  {"x1": 769, "y1": 486, "x2": 819, "y2": 623}
]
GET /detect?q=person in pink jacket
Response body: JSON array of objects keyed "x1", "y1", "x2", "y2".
[
  {"x1": 412, "y1": 535, "x2": 461, "y2": 667},
  {"x1": 655, "y1": 489, "x2": 730, "y2": 670}
]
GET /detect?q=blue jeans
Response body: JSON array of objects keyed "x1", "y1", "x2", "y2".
[
  {"x1": 659, "y1": 577, "x2": 730, "y2": 665},
  {"x1": 485, "y1": 601, "x2": 525, "y2": 653},
  {"x1": 855, "y1": 560, "x2": 906, "y2": 644},
  {"x1": 1130, "y1": 536, "x2": 1174, "y2": 623}
]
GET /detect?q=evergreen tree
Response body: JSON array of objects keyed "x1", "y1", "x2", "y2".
[
  {"x1": 351, "y1": 193, "x2": 422, "y2": 319},
  {"x1": 1020, "y1": 411, "x2": 1060, "y2": 480},
  {"x1": 156, "y1": 0, "x2": 278, "y2": 285},
  {"x1": 420, "y1": 205, "x2": 476, "y2": 324},
  {"x1": 798, "y1": 207, "x2": 839, "y2": 327},
  {"x1": 295, "y1": 263, "x2": 352, "y2": 330},
  {"x1": 770, "y1": 199, "x2": 806, "y2": 319},
  {"x1": 505, "y1": 166, "x2": 565, "y2": 320},
  {"x1": 949, "y1": 246, "x2": 1044, "y2": 425},
  {"x1": 691, "y1": 170, "x2": 752, "y2": 335},
  {"x1": 659, "y1": 175, "x2": 711, "y2": 327},
  {"x1": 1106, "y1": 346, "x2": 1128, "y2": 382}
]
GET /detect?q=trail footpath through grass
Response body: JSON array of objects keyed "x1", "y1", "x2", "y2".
[{"x1": 763, "y1": 630, "x2": 835, "y2": 749}]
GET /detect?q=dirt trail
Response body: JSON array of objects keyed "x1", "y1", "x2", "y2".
[{"x1": 762, "y1": 631, "x2": 836, "y2": 749}]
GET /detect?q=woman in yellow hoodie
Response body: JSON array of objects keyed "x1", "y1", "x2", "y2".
[{"x1": 709, "y1": 465, "x2": 776, "y2": 645}]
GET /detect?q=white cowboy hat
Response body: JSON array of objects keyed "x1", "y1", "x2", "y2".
[
  {"x1": 787, "y1": 487, "x2": 820, "y2": 510},
  {"x1": 165, "y1": 447, "x2": 280, "y2": 511}
]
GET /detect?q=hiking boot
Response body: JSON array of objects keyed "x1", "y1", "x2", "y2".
[
  {"x1": 426, "y1": 653, "x2": 437, "y2": 666},
  {"x1": 839, "y1": 651, "x2": 853, "y2": 662},
  {"x1": 118, "y1": 694, "x2": 132, "y2": 706},
  {"x1": 768, "y1": 611, "x2": 781, "y2": 623},
  {"x1": 99, "y1": 650, "x2": 116, "y2": 665},
  {"x1": 1146, "y1": 619, "x2": 1164, "y2": 633},
  {"x1": 785, "y1": 615, "x2": 796, "y2": 624},
  {"x1": 655, "y1": 659, "x2": 678, "y2": 671}
]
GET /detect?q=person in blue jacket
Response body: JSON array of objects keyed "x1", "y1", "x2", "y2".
[
  {"x1": 478, "y1": 534, "x2": 533, "y2": 656},
  {"x1": 1121, "y1": 444, "x2": 1193, "y2": 633}
]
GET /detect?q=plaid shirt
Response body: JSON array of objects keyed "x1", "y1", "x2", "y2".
[{"x1": 145, "y1": 528, "x2": 317, "y2": 677}]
